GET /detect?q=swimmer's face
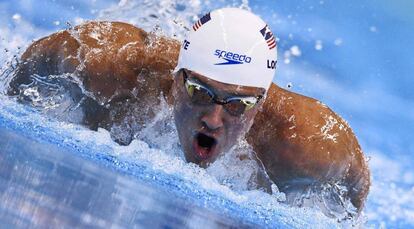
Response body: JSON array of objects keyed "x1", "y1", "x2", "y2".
[{"x1": 173, "y1": 69, "x2": 266, "y2": 167}]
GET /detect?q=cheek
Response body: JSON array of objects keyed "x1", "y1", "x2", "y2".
[
  {"x1": 173, "y1": 100, "x2": 193, "y2": 153},
  {"x1": 242, "y1": 111, "x2": 258, "y2": 131},
  {"x1": 174, "y1": 100, "x2": 188, "y2": 126},
  {"x1": 224, "y1": 118, "x2": 246, "y2": 142},
  {"x1": 173, "y1": 95, "x2": 200, "y2": 132},
  {"x1": 225, "y1": 112, "x2": 257, "y2": 139}
]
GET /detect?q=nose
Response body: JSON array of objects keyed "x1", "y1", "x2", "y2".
[{"x1": 201, "y1": 104, "x2": 225, "y2": 131}]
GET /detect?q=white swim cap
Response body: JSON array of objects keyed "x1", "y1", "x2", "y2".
[{"x1": 175, "y1": 8, "x2": 277, "y2": 90}]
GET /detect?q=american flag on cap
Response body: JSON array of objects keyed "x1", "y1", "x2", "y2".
[
  {"x1": 260, "y1": 25, "x2": 276, "y2": 50},
  {"x1": 193, "y1": 12, "x2": 211, "y2": 31}
]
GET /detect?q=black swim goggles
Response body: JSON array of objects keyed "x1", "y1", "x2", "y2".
[{"x1": 182, "y1": 69, "x2": 263, "y2": 116}]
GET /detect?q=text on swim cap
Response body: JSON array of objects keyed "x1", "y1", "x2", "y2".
[
  {"x1": 183, "y1": 40, "x2": 190, "y2": 50},
  {"x1": 267, "y1": 60, "x2": 277, "y2": 69},
  {"x1": 214, "y1": 49, "x2": 252, "y2": 65}
]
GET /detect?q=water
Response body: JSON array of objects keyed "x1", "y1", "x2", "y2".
[
  {"x1": 0, "y1": 128, "x2": 254, "y2": 228},
  {"x1": 1, "y1": 0, "x2": 414, "y2": 228},
  {"x1": 0, "y1": 96, "x2": 337, "y2": 228}
]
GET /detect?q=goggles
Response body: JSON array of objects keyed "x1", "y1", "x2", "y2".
[{"x1": 182, "y1": 69, "x2": 262, "y2": 116}]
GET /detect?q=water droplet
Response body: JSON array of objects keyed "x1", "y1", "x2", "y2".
[
  {"x1": 12, "y1": 14, "x2": 21, "y2": 21},
  {"x1": 290, "y1": 45, "x2": 301, "y2": 56},
  {"x1": 334, "y1": 38, "x2": 343, "y2": 46},
  {"x1": 315, "y1": 40, "x2": 323, "y2": 51}
]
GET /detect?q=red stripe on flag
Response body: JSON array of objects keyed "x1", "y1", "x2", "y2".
[
  {"x1": 269, "y1": 43, "x2": 276, "y2": 49},
  {"x1": 193, "y1": 21, "x2": 201, "y2": 31},
  {"x1": 268, "y1": 40, "x2": 276, "y2": 47},
  {"x1": 267, "y1": 37, "x2": 275, "y2": 44}
]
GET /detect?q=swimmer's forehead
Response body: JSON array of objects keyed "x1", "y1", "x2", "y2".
[{"x1": 184, "y1": 70, "x2": 265, "y2": 97}]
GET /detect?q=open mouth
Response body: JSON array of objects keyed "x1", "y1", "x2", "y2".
[{"x1": 193, "y1": 132, "x2": 217, "y2": 160}]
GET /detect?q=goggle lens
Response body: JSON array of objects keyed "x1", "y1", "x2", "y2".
[
  {"x1": 223, "y1": 99, "x2": 248, "y2": 116},
  {"x1": 185, "y1": 80, "x2": 213, "y2": 105},
  {"x1": 183, "y1": 73, "x2": 260, "y2": 116}
]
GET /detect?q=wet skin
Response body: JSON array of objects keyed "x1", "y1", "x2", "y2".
[
  {"x1": 172, "y1": 69, "x2": 265, "y2": 168},
  {"x1": 7, "y1": 21, "x2": 370, "y2": 215}
]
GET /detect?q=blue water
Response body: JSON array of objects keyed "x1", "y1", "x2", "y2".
[
  {"x1": 0, "y1": 128, "x2": 254, "y2": 228},
  {"x1": 0, "y1": 114, "x2": 258, "y2": 228},
  {"x1": 1, "y1": 0, "x2": 413, "y2": 228},
  {"x1": 0, "y1": 96, "x2": 338, "y2": 228}
]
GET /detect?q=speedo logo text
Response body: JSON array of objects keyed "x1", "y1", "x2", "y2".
[{"x1": 214, "y1": 49, "x2": 252, "y2": 65}]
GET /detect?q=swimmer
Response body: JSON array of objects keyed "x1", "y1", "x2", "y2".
[{"x1": 7, "y1": 8, "x2": 370, "y2": 219}]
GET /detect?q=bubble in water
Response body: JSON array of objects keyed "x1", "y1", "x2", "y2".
[
  {"x1": 290, "y1": 45, "x2": 301, "y2": 57},
  {"x1": 284, "y1": 50, "x2": 291, "y2": 64},
  {"x1": 334, "y1": 38, "x2": 343, "y2": 46},
  {"x1": 74, "y1": 17, "x2": 85, "y2": 25},
  {"x1": 12, "y1": 14, "x2": 21, "y2": 21},
  {"x1": 315, "y1": 40, "x2": 323, "y2": 51}
]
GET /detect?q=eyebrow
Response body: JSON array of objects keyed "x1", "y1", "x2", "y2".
[{"x1": 185, "y1": 70, "x2": 264, "y2": 98}]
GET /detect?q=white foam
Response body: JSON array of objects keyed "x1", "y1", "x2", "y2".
[{"x1": 2, "y1": 0, "x2": 413, "y2": 227}]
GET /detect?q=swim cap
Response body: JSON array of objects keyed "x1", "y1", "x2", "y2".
[{"x1": 175, "y1": 8, "x2": 277, "y2": 90}]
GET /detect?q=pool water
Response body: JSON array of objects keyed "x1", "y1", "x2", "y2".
[
  {"x1": 0, "y1": 128, "x2": 256, "y2": 228},
  {"x1": 0, "y1": 97, "x2": 338, "y2": 228},
  {"x1": 1, "y1": 0, "x2": 413, "y2": 228}
]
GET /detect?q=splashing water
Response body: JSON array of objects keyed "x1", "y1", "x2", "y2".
[
  {"x1": 0, "y1": 87, "x2": 343, "y2": 227},
  {"x1": 4, "y1": 0, "x2": 412, "y2": 228},
  {"x1": 0, "y1": 58, "x2": 363, "y2": 227}
]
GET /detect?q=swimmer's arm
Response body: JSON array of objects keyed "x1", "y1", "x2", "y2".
[
  {"x1": 9, "y1": 21, "x2": 180, "y2": 102},
  {"x1": 247, "y1": 83, "x2": 370, "y2": 213}
]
